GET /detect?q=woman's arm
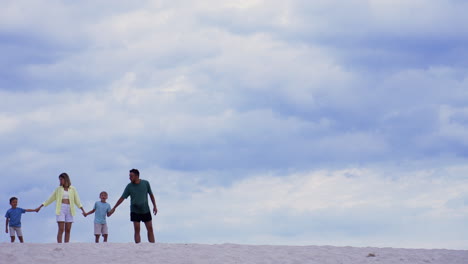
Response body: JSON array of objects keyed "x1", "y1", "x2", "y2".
[
  {"x1": 5, "y1": 218, "x2": 8, "y2": 233},
  {"x1": 71, "y1": 187, "x2": 86, "y2": 213},
  {"x1": 35, "y1": 187, "x2": 58, "y2": 212},
  {"x1": 35, "y1": 204, "x2": 43, "y2": 212},
  {"x1": 42, "y1": 187, "x2": 59, "y2": 207}
]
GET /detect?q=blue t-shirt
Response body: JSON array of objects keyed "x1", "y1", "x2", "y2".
[
  {"x1": 93, "y1": 201, "x2": 111, "y2": 224},
  {"x1": 5, "y1": 208, "x2": 26, "y2": 227}
]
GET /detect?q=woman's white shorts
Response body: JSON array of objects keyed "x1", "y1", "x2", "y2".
[{"x1": 56, "y1": 203, "x2": 74, "y2": 223}]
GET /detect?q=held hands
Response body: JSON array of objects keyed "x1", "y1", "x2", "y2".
[
  {"x1": 35, "y1": 204, "x2": 44, "y2": 212},
  {"x1": 108, "y1": 208, "x2": 115, "y2": 216}
]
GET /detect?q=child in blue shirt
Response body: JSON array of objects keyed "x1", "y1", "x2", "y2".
[
  {"x1": 84, "y1": 191, "x2": 112, "y2": 243},
  {"x1": 5, "y1": 197, "x2": 36, "y2": 243}
]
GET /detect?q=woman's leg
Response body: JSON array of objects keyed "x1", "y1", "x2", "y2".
[
  {"x1": 57, "y1": 222, "x2": 65, "y2": 243},
  {"x1": 64, "y1": 222, "x2": 72, "y2": 243}
]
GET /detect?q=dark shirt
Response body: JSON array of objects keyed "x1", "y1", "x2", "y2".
[{"x1": 122, "y1": 179, "x2": 153, "y2": 214}]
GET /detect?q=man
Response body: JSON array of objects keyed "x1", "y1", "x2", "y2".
[{"x1": 109, "y1": 169, "x2": 158, "y2": 243}]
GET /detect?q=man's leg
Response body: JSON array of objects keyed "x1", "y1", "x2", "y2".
[
  {"x1": 18, "y1": 236, "x2": 24, "y2": 243},
  {"x1": 64, "y1": 222, "x2": 72, "y2": 243},
  {"x1": 95, "y1": 234, "x2": 100, "y2": 243},
  {"x1": 133, "y1": 221, "x2": 141, "y2": 243},
  {"x1": 103, "y1": 234, "x2": 108, "y2": 242},
  {"x1": 57, "y1": 222, "x2": 65, "y2": 243},
  {"x1": 10, "y1": 236, "x2": 15, "y2": 243},
  {"x1": 144, "y1": 220, "x2": 155, "y2": 243}
]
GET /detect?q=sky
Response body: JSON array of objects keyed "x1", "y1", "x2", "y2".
[{"x1": 1, "y1": 0, "x2": 468, "y2": 249}]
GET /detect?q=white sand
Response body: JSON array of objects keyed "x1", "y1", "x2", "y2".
[{"x1": 1, "y1": 243, "x2": 466, "y2": 264}]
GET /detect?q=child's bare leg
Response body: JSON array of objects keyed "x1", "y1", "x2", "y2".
[
  {"x1": 103, "y1": 234, "x2": 108, "y2": 242},
  {"x1": 10, "y1": 236, "x2": 15, "y2": 243},
  {"x1": 18, "y1": 236, "x2": 24, "y2": 243},
  {"x1": 95, "y1": 235, "x2": 100, "y2": 243}
]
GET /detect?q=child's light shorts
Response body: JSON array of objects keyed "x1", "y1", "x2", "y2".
[
  {"x1": 9, "y1": 226, "x2": 23, "y2": 237},
  {"x1": 56, "y1": 203, "x2": 74, "y2": 223},
  {"x1": 94, "y1": 223, "x2": 108, "y2": 235}
]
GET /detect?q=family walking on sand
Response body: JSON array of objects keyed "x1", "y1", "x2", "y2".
[{"x1": 4, "y1": 169, "x2": 158, "y2": 244}]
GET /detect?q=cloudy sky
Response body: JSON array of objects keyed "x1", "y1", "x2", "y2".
[{"x1": 1, "y1": 0, "x2": 468, "y2": 249}]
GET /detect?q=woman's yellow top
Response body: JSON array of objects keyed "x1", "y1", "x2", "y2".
[{"x1": 42, "y1": 186, "x2": 83, "y2": 216}]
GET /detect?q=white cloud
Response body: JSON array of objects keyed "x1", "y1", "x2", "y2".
[
  {"x1": 0, "y1": 113, "x2": 19, "y2": 134},
  {"x1": 178, "y1": 167, "x2": 468, "y2": 214},
  {"x1": 154, "y1": 165, "x2": 468, "y2": 248}
]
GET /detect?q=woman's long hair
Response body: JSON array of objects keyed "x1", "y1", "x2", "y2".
[{"x1": 59, "y1": 172, "x2": 71, "y2": 188}]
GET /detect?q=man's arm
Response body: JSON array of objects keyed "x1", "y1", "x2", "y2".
[
  {"x1": 25, "y1": 209, "x2": 36, "y2": 212},
  {"x1": 150, "y1": 193, "x2": 158, "y2": 215},
  {"x1": 109, "y1": 197, "x2": 125, "y2": 216},
  {"x1": 5, "y1": 218, "x2": 8, "y2": 233},
  {"x1": 107, "y1": 204, "x2": 112, "y2": 217}
]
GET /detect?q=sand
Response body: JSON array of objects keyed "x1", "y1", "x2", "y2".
[{"x1": 1, "y1": 243, "x2": 466, "y2": 264}]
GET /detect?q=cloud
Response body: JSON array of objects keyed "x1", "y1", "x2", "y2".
[{"x1": 153, "y1": 166, "x2": 468, "y2": 248}]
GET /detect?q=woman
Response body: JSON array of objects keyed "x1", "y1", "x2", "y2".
[{"x1": 36, "y1": 173, "x2": 86, "y2": 243}]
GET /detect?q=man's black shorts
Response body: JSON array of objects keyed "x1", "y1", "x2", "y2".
[{"x1": 131, "y1": 212, "x2": 152, "y2": 222}]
